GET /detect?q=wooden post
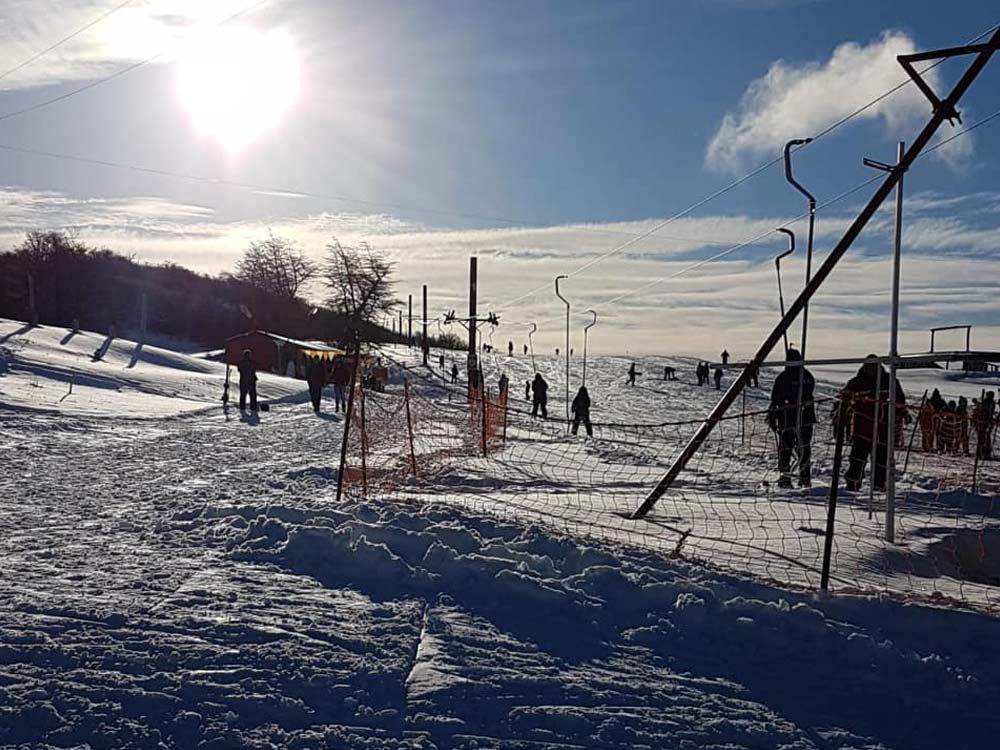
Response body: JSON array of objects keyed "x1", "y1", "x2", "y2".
[
  {"x1": 468, "y1": 257, "x2": 478, "y2": 401},
  {"x1": 335, "y1": 340, "x2": 362, "y2": 504},
  {"x1": 27, "y1": 272, "x2": 38, "y2": 325},
  {"x1": 821, "y1": 398, "x2": 848, "y2": 591},
  {"x1": 404, "y1": 378, "x2": 418, "y2": 477},
  {"x1": 481, "y1": 385, "x2": 489, "y2": 457},
  {"x1": 422, "y1": 284, "x2": 429, "y2": 366}
]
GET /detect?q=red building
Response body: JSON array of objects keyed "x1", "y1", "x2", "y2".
[{"x1": 224, "y1": 331, "x2": 345, "y2": 378}]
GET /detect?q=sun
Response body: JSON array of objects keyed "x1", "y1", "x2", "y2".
[{"x1": 175, "y1": 27, "x2": 301, "y2": 153}]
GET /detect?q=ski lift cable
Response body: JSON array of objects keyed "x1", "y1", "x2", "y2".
[
  {"x1": 0, "y1": 0, "x2": 272, "y2": 125},
  {"x1": 0, "y1": 0, "x2": 138, "y2": 86},
  {"x1": 514, "y1": 102, "x2": 999, "y2": 328},
  {"x1": 491, "y1": 19, "x2": 1000, "y2": 313}
]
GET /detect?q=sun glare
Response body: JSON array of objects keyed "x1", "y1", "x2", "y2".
[{"x1": 175, "y1": 27, "x2": 301, "y2": 153}]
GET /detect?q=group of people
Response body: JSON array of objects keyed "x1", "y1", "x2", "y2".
[
  {"x1": 695, "y1": 362, "x2": 723, "y2": 389},
  {"x1": 234, "y1": 348, "x2": 350, "y2": 415},
  {"x1": 917, "y1": 389, "x2": 996, "y2": 459},
  {"x1": 767, "y1": 350, "x2": 959, "y2": 492}
]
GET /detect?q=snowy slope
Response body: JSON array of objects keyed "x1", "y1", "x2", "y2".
[
  {"x1": 1, "y1": 330, "x2": 997, "y2": 748},
  {"x1": 0, "y1": 318, "x2": 303, "y2": 417}
]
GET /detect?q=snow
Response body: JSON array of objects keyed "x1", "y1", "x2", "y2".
[
  {"x1": 0, "y1": 319, "x2": 303, "y2": 417},
  {"x1": 1, "y1": 319, "x2": 997, "y2": 748}
]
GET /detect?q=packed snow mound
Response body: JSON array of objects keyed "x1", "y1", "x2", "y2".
[{"x1": 0, "y1": 318, "x2": 303, "y2": 417}]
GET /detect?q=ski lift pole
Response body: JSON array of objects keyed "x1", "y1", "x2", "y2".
[
  {"x1": 784, "y1": 138, "x2": 816, "y2": 359},
  {"x1": 583, "y1": 310, "x2": 597, "y2": 387},
  {"x1": 774, "y1": 228, "x2": 796, "y2": 355},
  {"x1": 632, "y1": 29, "x2": 1000, "y2": 520},
  {"x1": 528, "y1": 323, "x2": 537, "y2": 373},
  {"x1": 555, "y1": 275, "x2": 570, "y2": 424}
]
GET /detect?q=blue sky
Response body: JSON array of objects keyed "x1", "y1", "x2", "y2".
[{"x1": 0, "y1": 0, "x2": 998, "y2": 354}]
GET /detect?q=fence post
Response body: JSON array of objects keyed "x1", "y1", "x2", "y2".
[
  {"x1": 481, "y1": 385, "x2": 489, "y2": 457},
  {"x1": 335, "y1": 340, "x2": 362, "y2": 504},
  {"x1": 902, "y1": 389, "x2": 927, "y2": 477},
  {"x1": 404, "y1": 378, "x2": 418, "y2": 478},
  {"x1": 821, "y1": 398, "x2": 848, "y2": 591},
  {"x1": 360, "y1": 386, "x2": 368, "y2": 497}
]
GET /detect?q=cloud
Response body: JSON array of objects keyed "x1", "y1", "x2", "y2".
[
  {"x1": 705, "y1": 31, "x2": 973, "y2": 172},
  {"x1": 1, "y1": 184, "x2": 998, "y2": 357}
]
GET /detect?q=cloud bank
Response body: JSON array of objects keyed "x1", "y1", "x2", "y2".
[{"x1": 1, "y1": 184, "x2": 998, "y2": 357}]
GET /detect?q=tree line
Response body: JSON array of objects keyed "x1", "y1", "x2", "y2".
[{"x1": 0, "y1": 230, "x2": 465, "y2": 350}]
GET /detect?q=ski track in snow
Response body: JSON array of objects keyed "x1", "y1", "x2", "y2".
[{"x1": 1, "y1": 322, "x2": 998, "y2": 748}]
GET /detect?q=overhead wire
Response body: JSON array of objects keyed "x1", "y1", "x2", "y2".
[
  {"x1": 0, "y1": 0, "x2": 137, "y2": 86},
  {"x1": 0, "y1": 0, "x2": 271, "y2": 125},
  {"x1": 491, "y1": 19, "x2": 1000, "y2": 312},
  {"x1": 519, "y1": 101, "x2": 1000, "y2": 328}
]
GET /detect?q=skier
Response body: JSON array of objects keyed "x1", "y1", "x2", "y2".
[
  {"x1": 842, "y1": 356, "x2": 907, "y2": 492},
  {"x1": 237, "y1": 349, "x2": 258, "y2": 412},
  {"x1": 571, "y1": 385, "x2": 593, "y2": 437},
  {"x1": 306, "y1": 355, "x2": 326, "y2": 413},
  {"x1": 451, "y1": 363, "x2": 459, "y2": 384},
  {"x1": 627, "y1": 362, "x2": 638, "y2": 386},
  {"x1": 508, "y1": 340, "x2": 514, "y2": 356},
  {"x1": 767, "y1": 348, "x2": 815, "y2": 488},
  {"x1": 531, "y1": 373, "x2": 549, "y2": 418},
  {"x1": 713, "y1": 367, "x2": 723, "y2": 390},
  {"x1": 331, "y1": 356, "x2": 349, "y2": 412},
  {"x1": 721, "y1": 349, "x2": 730, "y2": 365}
]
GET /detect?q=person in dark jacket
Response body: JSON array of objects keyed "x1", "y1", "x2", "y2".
[
  {"x1": 842, "y1": 355, "x2": 907, "y2": 492},
  {"x1": 768, "y1": 348, "x2": 816, "y2": 488},
  {"x1": 508, "y1": 340, "x2": 514, "y2": 356},
  {"x1": 713, "y1": 367, "x2": 723, "y2": 390},
  {"x1": 531, "y1": 373, "x2": 549, "y2": 418},
  {"x1": 237, "y1": 348, "x2": 258, "y2": 412},
  {"x1": 721, "y1": 349, "x2": 730, "y2": 365},
  {"x1": 451, "y1": 363, "x2": 459, "y2": 384},
  {"x1": 747, "y1": 361, "x2": 760, "y2": 388},
  {"x1": 439, "y1": 353, "x2": 445, "y2": 369},
  {"x1": 525, "y1": 380, "x2": 531, "y2": 401},
  {"x1": 957, "y1": 396, "x2": 970, "y2": 455},
  {"x1": 627, "y1": 362, "x2": 638, "y2": 386},
  {"x1": 306, "y1": 356, "x2": 327, "y2": 413},
  {"x1": 571, "y1": 386, "x2": 593, "y2": 436},
  {"x1": 330, "y1": 357, "x2": 349, "y2": 412}
]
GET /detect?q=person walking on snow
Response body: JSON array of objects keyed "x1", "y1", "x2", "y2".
[
  {"x1": 842, "y1": 355, "x2": 907, "y2": 492},
  {"x1": 627, "y1": 362, "x2": 638, "y2": 386},
  {"x1": 498, "y1": 372, "x2": 509, "y2": 394},
  {"x1": 237, "y1": 349, "x2": 258, "y2": 412},
  {"x1": 531, "y1": 373, "x2": 549, "y2": 418},
  {"x1": 330, "y1": 356, "x2": 349, "y2": 412},
  {"x1": 451, "y1": 363, "x2": 459, "y2": 384},
  {"x1": 306, "y1": 355, "x2": 327, "y2": 413},
  {"x1": 767, "y1": 348, "x2": 816, "y2": 488},
  {"x1": 525, "y1": 380, "x2": 531, "y2": 401},
  {"x1": 721, "y1": 349, "x2": 730, "y2": 365},
  {"x1": 508, "y1": 340, "x2": 514, "y2": 356},
  {"x1": 571, "y1": 386, "x2": 593, "y2": 436},
  {"x1": 439, "y1": 353, "x2": 445, "y2": 369},
  {"x1": 714, "y1": 367, "x2": 723, "y2": 390}
]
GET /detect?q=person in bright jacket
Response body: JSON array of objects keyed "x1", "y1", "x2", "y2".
[
  {"x1": 842, "y1": 355, "x2": 907, "y2": 492},
  {"x1": 531, "y1": 373, "x2": 549, "y2": 418},
  {"x1": 237, "y1": 348, "x2": 258, "y2": 412},
  {"x1": 767, "y1": 347, "x2": 816, "y2": 488},
  {"x1": 305, "y1": 355, "x2": 327, "y2": 413},
  {"x1": 571, "y1": 386, "x2": 593, "y2": 436}
]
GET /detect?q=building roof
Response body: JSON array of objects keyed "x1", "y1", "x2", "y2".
[{"x1": 225, "y1": 330, "x2": 345, "y2": 355}]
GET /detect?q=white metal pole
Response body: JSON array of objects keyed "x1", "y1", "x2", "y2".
[
  {"x1": 869, "y1": 364, "x2": 882, "y2": 516},
  {"x1": 583, "y1": 310, "x2": 597, "y2": 387},
  {"x1": 885, "y1": 141, "x2": 905, "y2": 544},
  {"x1": 554, "y1": 276, "x2": 570, "y2": 424},
  {"x1": 528, "y1": 323, "x2": 537, "y2": 373}
]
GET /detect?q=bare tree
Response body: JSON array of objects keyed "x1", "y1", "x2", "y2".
[
  {"x1": 323, "y1": 239, "x2": 395, "y2": 325},
  {"x1": 234, "y1": 232, "x2": 316, "y2": 300}
]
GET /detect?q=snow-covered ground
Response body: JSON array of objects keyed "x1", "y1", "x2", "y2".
[{"x1": 2, "y1": 320, "x2": 998, "y2": 748}]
